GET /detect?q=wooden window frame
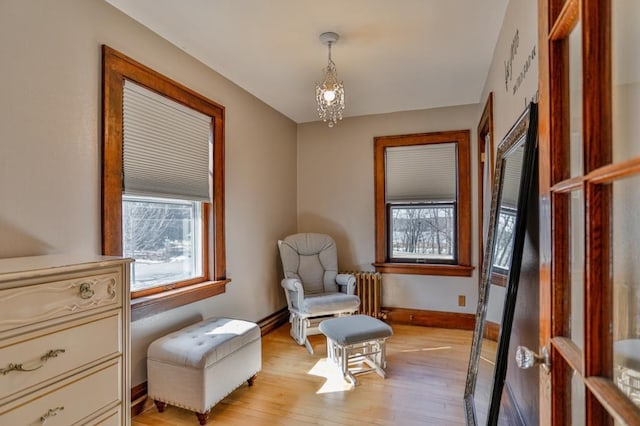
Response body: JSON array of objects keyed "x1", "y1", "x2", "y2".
[
  {"x1": 102, "y1": 45, "x2": 228, "y2": 321},
  {"x1": 373, "y1": 130, "x2": 473, "y2": 277}
]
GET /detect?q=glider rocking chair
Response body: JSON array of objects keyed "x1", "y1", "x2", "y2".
[{"x1": 277, "y1": 233, "x2": 360, "y2": 354}]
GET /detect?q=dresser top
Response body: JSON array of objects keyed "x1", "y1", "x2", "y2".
[{"x1": 0, "y1": 254, "x2": 132, "y2": 281}]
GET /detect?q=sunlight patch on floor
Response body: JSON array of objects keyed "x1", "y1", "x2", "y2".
[
  {"x1": 307, "y1": 358, "x2": 354, "y2": 394},
  {"x1": 399, "y1": 345, "x2": 452, "y2": 353}
]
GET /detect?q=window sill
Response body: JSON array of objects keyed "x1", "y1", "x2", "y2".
[
  {"x1": 130, "y1": 279, "x2": 230, "y2": 321},
  {"x1": 490, "y1": 271, "x2": 508, "y2": 287},
  {"x1": 372, "y1": 263, "x2": 474, "y2": 277}
]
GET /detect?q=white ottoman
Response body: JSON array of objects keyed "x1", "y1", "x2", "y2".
[
  {"x1": 319, "y1": 315, "x2": 393, "y2": 385},
  {"x1": 147, "y1": 317, "x2": 261, "y2": 425}
]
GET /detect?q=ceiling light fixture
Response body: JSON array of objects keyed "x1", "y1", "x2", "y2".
[{"x1": 315, "y1": 32, "x2": 345, "y2": 128}]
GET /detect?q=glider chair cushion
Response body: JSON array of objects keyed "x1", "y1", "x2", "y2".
[{"x1": 278, "y1": 233, "x2": 360, "y2": 354}]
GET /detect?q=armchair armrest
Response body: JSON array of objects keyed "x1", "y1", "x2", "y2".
[
  {"x1": 281, "y1": 278, "x2": 302, "y2": 292},
  {"x1": 336, "y1": 273, "x2": 356, "y2": 295},
  {"x1": 281, "y1": 278, "x2": 304, "y2": 309}
]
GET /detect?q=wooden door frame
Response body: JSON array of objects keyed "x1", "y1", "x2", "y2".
[
  {"x1": 537, "y1": 0, "x2": 566, "y2": 423},
  {"x1": 538, "y1": 0, "x2": 640, "y2": 424},
  {"x1": 477, "y1": 92, "x2": 495, "y2": 283}
]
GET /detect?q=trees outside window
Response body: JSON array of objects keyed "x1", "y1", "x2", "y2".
[
  {"x1": 122, "y1": 196, "x2": 202, "y2": 292},
  {"x1": 389, "y1": 204, "x2": 456, "y2": 262}
]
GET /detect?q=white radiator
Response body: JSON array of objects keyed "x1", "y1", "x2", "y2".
[{"x1": 342, "y1": 271, "x2": 383, "y2": 319}]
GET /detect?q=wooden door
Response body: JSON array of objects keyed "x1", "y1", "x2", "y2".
[{"x1": 538, "y1": 0, "x2": 640, "y2": 424}]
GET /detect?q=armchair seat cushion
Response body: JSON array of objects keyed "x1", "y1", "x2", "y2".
[{"x1": 302, "y1": 292, "x2": 360, "y2": 315}]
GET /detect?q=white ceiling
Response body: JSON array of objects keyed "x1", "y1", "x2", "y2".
[{"x1": 105, "y1": 0, "x2": 509, "y2": 124}]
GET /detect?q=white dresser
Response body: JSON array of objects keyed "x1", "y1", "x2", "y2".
[{"x1": 0, "y1": 255, "x2": 132, "y2": 426}]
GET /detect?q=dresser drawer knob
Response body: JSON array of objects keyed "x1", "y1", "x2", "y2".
[
  {"x1": 40, "y1": 406, "x2": 64, "y2": 423},
  {"x1": 79, "y1": 282, "x2": 95, "y2": 299},
  {"x1": 1, "y1": 349, "x2": 66, "y2": 375}
]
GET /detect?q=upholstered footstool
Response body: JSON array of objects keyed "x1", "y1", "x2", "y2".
[
  {"x1": 147, "y1": 317, "x2": 261, "y2": 425},
  {"x1": 319, "y1": 315, "x2": 393, "y2": 385}
]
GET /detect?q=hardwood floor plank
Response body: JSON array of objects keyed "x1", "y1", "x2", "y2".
[{"x1": 133, "y1": 323, "x2": 484, "y2": 425}]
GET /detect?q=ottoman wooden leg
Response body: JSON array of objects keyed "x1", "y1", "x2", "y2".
[
  {"x1": 154, "y1": 400, "x2": 167, "y2": 413},
  {"x1": 196, "y1": 410, "x2": 210, "y2": 425},
  {"x1": 247, "y1": 374, "x2": 257, "y2": 386}
]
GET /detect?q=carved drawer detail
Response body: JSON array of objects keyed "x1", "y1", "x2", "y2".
[{"x1": 0, "y1": 272, "x2": 121, "y2": 333}]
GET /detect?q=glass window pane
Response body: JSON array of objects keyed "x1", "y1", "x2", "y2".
[
  {"x1": 389, "y1": 204, "x2": 455, "y2": 262},
  {"x1": 569, "y1": 21, "x2": 583, "y2": 177},
  {"x1": 613, "y1": 0, "x2": 640, "y2": 162},
  {"x1": 612, "y1": 175, "x2": 640, "y2": 409},
  {"x1": 569, "y1": 189, "x2": 585, "y2": 350},
  {"x1": 122, "y1": 196, "x2": 202, "y2": 292},
  {"x1": 571, "y1": 371, "x2": 586, "y2": 425}
]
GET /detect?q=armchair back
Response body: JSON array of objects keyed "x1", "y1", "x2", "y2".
[{"x1": 278, "y1": 233, "x2": 339, "y2": 295}]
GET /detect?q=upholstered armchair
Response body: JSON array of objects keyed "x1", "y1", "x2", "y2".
[{"x1": 278, "y1": 233, "x2": 360, "y2": 354}]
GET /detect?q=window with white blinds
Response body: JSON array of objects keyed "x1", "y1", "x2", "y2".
[
  {"x1": 122, "y1": 80, "x2": 212, "y2": 201},
  {"x1": 103, "y1": 45, "x2": 226, "y2": 309},
  {"x1": 385, "y1": 143, "x2": 457, "y2": 202},
  {"x1": 373, "y1": 130, "x2": 472, "y2": 275}
]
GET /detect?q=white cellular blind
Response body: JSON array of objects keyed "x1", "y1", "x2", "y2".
[
  {"x1": 123, "y1": 80, "x2": 211, "y2": 201},
  {"x1": 500, "y1": 143, "x2": 525, "y2": 207},
  {"x1": 386, "y1": 143, "x2": 457, "y2": 202}
]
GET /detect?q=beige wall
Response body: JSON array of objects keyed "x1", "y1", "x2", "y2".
[
  {"x1": 297, "y1": 105, "x2": 481, "y2": 313},
  {"x1": 480, "y1": 0, "x2": 538, "y2": 144},
  {"x1": 0, "y1": 0, "x2": 297, "y2": 386}
]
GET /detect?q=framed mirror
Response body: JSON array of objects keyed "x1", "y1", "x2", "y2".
[{"x1": 464, "y1": 102, "x2": 538, "y2": 425}]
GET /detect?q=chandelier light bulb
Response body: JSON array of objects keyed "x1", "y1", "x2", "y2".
[
  {"x1": 315, "y1": 32, "x2": 345, "y2": 128},
  {"x1": 323, "y1": 90, "x2": 336, "y2": 103}
]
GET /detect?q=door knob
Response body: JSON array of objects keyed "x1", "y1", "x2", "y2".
[{"x1": 516, "y1": 345, "x2": 550, "y2": 372}]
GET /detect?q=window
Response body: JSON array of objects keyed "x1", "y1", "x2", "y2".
[
  {"x1": 389, "y1": 202, "x2": 456, "y2": 263},
  {"x1": 486, "y1": 205, "x2": 516, "y2": 287},
  {"x1": 492, "y1": 206, "x2": 516, "y2": 272},
  {"x1": 374, "y1": 130, "x2": 473, "y2": 276},
  {"x1": 102, "y1": 46, "x2": 227, "y2": 320},
  {"x1": 123, "y1": 196, "x2": 203, "y2": 293}
]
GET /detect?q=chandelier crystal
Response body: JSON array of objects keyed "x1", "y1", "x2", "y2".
[{"x1": 315, "y1": 32, "x2": 345, "y2": 128}]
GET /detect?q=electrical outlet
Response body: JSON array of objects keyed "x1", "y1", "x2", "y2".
[{"x1": 458, "y1": 295, "x2": 466, "y2": 307}]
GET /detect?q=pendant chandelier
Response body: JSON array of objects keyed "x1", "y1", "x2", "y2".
[{"x1": 315, "y1": 32, "x2": 345, "y2": 128}]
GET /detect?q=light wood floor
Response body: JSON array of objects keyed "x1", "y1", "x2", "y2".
[{"x1": 132, "y1": 323, "x2": 479, "y2": 425}]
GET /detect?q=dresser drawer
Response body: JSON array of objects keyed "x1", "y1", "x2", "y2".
[
  {"x1": 0, "y1": 312, "x2": 121, "y2": 404},
  {"x1": 0, "y1": 271, "x2": 121, "y2": 334},
  {"x1": 0, "y1": 360, "x2": 121, "y2": 426},
  {"x1": 85, "y1": 406, "x2": 121, "y2": 426}
]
